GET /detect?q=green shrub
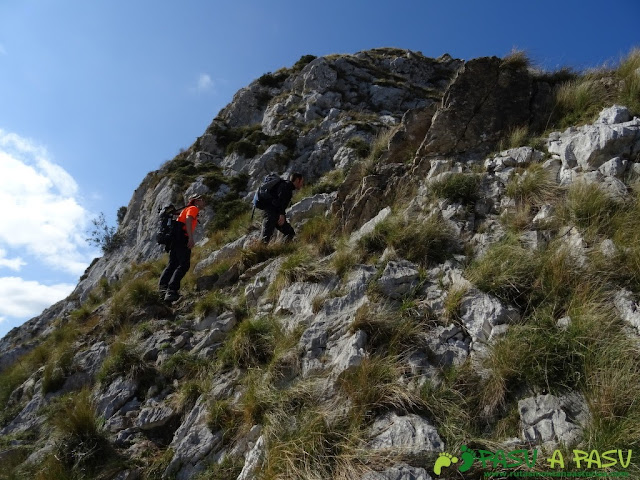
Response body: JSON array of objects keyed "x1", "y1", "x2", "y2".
[
  {"x1": 98, "y1": 341, "x2": 151, "y2": 383},
  {"x1": 226, "y1": 139, "x2": 259, "y2": 158},
  {"x1": 292, "y1": 54, "x2": 317, "y2": 72},
  {"x1": 267, "y1": 129, "x2": 298, "y2": 150},
  {"x1": 229, "y1": 173, "x2": 250, "y2": 193},
  {"x1": 194, "y1": 291, "x2": 231, "y2": 318},
  {"x1": 345, "y1": 136, "x2": 371, "y2": 158},
  {"x1": 86, "y1": 212, "x2": 124, "y2": 254},
  {"x1": 311, "y1": 169, "x2": 345, "y2": 195},
  {"x1": 258, "y1": 70, "x2": 289, "y2": 88},
  {"x1": 209, "y1": 197, "x2": 251, "y2": 232}
]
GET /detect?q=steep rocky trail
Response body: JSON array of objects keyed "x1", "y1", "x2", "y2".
[{"x1": 2, "y1": 48, "x2": 640, "y2": 479}]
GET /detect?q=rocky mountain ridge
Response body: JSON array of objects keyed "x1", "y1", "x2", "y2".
[{"x1": 2, "y1": 47, "x2": 640, "y2": 480}]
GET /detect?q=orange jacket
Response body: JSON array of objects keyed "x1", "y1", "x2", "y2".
[{"x1": 177, "y1": 206, "x2": 199, "y2": 234}]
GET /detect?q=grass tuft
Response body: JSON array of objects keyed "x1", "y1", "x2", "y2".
[
  {"x1": 217, "y1": 316, "x2": 281, "y2": 370},
  {"x1": 430, "y1": 173, "x2": 480, "y2": 204}
]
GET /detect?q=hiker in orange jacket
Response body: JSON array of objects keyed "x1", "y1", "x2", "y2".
[{"x1": 159, "y1": 194, "x2": 205, "y2": 301}]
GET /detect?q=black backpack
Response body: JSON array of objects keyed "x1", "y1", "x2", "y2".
[
  {"x1": 252, "y1": 173, "x2": 284, "y2": 216},
  {"x1": 156, "y1": 204, "x2": 185, "y2": 251}
]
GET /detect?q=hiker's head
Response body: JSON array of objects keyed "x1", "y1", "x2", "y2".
[
  {"x1": 187, "y1": 194, "x2": 205, "y2": 208},
  {"x1": 290, "y1": 173, "x2": 304, "y2": 190}
]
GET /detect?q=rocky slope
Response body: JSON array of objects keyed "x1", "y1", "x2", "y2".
[{"x1": 2, "y1": 48, "x2": 640, "y2": 480}]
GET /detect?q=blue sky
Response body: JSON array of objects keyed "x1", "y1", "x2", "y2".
[{"x1": 0, "y1": 0, "x2": 638, "y2": 339}]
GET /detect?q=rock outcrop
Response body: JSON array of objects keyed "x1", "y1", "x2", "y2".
[{"x1": 2, "y1": 48, "x2": 640, "y2": 480}]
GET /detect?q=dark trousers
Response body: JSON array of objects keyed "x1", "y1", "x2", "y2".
[
  {"x1": 159, "y1": 234, "x2": 191, "y2": 292},
  {"x1": 261, "y1": 210, "x2": 295, "y2": 243}
]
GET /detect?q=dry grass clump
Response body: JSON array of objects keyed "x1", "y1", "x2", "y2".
[
  {"x1": 560, "y1": 181, "x2": 621, "y2": 237},
  {"x1": 35, "y1": 389, "x2": 120, "y2": 479},
  {"x1": 549, "y1": 48, "x2": 640, "y2": 129},
  {"x1": 420, "y1": 362, "x2": 483, "y2": 448},
  {"x1": 97, "y1": 340, "x2": 154, "y2": 384},
  {"x1": 255, "y1": 376, "x2": 388, "y2": 480},
  {"x1": 194, "y1": 290, "x2": 231, "y2": 318},
  {"x1": 349, "y1": 304, "x2": 425, "y2": 356},
  {"x1": 337, "y1": 356, "x2": 423, "y2": 423},
  {"x1": 297, "y1": 215, "x2": 339, "y2": 256},
  {"x1": 466, "y1": 234, "x2": 585, "y2": 314},
  {"x1": 499, "y1": 124, "x2": 530, "y2": 150},
  {"x1": 239, "y1": 240, "x2": 297, "y2": 270},
  {"x1": 615, "y1": 47, "x2": 640, "y2": 114},
  {"x1": 358, "y1": 214, "x2": 457, "y2": 266},
  {"x1": 501, "y1": 48, "x2": 531, "y2": 70},
  {"x1": 430, "y1": 173, "x2": 480, "y2": 204},
  {"x1": 217, "y1": 316, "x2": 281, "y2": 370},
  {"x1": 505, "y1": 163, "x2": 560, "y2": 207},
  {"x1": 267, "y1": 245, "x2": 334, "y2": 301}
]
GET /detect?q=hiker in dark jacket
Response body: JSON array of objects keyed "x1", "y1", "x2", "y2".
[
  {"x1": 261, "y1": 173, "x2": 304, "y2": 244},
  {"x1": 159, "y1": 194, "x2": 205, "y2": 301}
]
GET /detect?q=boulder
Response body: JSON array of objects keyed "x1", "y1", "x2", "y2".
[
  {"x1": 518, "y1": 392, "x2": 589, "y2": 448},
  {"x1": 368, "y1": 412, "x2": 444, "y2": 454},
  {"x1": 362, "y1": 464, "x2": 433, "y2": 480},
  {"x1": 377, "y1": 260, "x2": 420, "y2": 299},
  {"x1": 547, "y1": 114, "x2": 640, "y2": 171},
  {"x1": 165, "y1": 396, "x2": 223, "y2": 480},
  {"x1": 94, "y1": 376, "x2": 139, "y2": 420},
  {"x1": 299, "y1": 265, "x2": 376, "y2": 376},
  {"x1": 136, "y1": 404, "x2": 177, "y2": 430}
]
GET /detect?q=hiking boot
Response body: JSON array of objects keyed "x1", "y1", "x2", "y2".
[
  {"x1": 159, "y1": 285, "x2": 168, "y2": 296},
  {"x1": 164, "y1": 290, "x2": 180, "y2": 302}
]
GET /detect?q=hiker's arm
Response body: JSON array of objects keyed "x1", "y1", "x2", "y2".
[{"x1": 186, "y1": 216, "x2": 195, "y2": 249}]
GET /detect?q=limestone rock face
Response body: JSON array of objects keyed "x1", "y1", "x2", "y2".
[
  {"x1": 3, "y1": 45, "x2": 640, "y2": 480},
  {"x1": 416, "y1": 57, "x2": 553, "y2": 164},
  {"x1": 547, "y1": 115, "x2": 640, "y2": 171}
]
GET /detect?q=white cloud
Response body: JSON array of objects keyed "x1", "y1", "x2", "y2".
[
  {"x1": 0, "y1": 130, "x2": 93, "y2": 275},
  {"x1": 0, "y1": 248, "x2": 25, "y2": 271},
  {"x1": 0, "y1": 277, "x2": 74, "y2": 319},
  {"x1": 194, "y1": 73, "x2": 214, "y2": 93}
]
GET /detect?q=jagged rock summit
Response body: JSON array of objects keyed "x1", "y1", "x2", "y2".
[{"x1": 2, "y1": 47, "x2": 640, "y2": 479}]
